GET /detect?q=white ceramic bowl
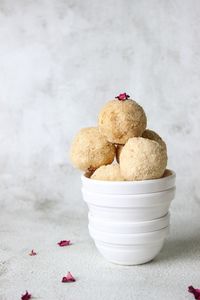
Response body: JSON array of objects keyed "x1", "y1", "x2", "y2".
[
  {"x1": 88, "y1": 212, "x2": 170, "y2": 234},
  {"x1": 81, "y1": 170, "x2": 175, "y2": 195},
  {"x1": 81, "y1": 170, "x2": 176, "y2": 265},
  {"x1": 89, "y1": 226, "x2": 169, "y2": 265},
  {"x1": 82, "y1": 187, "x2": 175, "y2": 221}
]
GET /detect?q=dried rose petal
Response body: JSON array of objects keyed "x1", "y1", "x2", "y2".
[
  {"x1": 115, "y1": 93, "x2": 130, "y2": 101},
  {"x1": 21, "y1": 291, "x2": 31, "y2": 300},
  {"x1": 188, "y1": 286, "x2": 200, "y2": 299},
  {"x1": 29, "y1": 249, "x2": 37, "y2": 256},
  {"x1": 62, "y1": 271, "x2": 76, "y2": 282},
  {"x1": 57, "y1": 240, "x2": 71, "y2": 247}
]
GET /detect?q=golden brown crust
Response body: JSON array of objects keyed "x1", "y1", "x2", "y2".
[
  {"x1": 162, "y1": 169, "x2": 172, "y2": 178},
  {"x1": 70, "y1": 127, "x2": 116, "y2": 171},
  {"x1": 98, "y1": 99, "x2": 147, "y2": 144},
  {"x1": 142, "y1": 129, "x2": 167, "y2": 151},
  {"x1": 91, "y1": 164, "x2": 124, "y2": 181},
  {"x1": 120, "y1": 137, "x2": 167, "y2": 181},
  {"x1": 116, "y1": 144, "x2": 124, "y2": 163}
]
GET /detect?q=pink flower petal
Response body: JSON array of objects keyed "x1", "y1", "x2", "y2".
[
  {"x1": 57, "y1": 240, "x2": 71, "y2": 247},
  {"x1": 188, "y1": 286, "x2": 200, "y2": 299},
  {"x1": 62, "y1": 271, "x2": 76, "y2": 283},
  {"x1": 29, "y1": 249, "x2": 37, "y2": 256},
  {"x1": 115, "y1": 93, "x2": 130, "y2": 101},
  {"x1": 21, "y1": 291, "x2": 31, "y2": 300}
]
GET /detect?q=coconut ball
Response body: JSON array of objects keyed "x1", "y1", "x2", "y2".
[
  {"x1": 120, "y1": 137, "x2": 167, "y2": 181},
  {"x1": 116, "y1": 144, "x2": 124, "y2": 163},
  {"x1": 162, "y1": 169, "x2": 172, "y2": 178},
  {"x1": 98, "y1": 96, "x2": 147, "y2": 144},
  {"x1": 91, "y1": 164, "x2": 124, "y2": 181},
  {"x1": 70, "y1": 127, "x2": 116, "y2": 171},
  {"x1": 142, "y1": 129, "x2": 167, "y2": 151}
]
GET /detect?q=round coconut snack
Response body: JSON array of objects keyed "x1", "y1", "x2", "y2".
[
  {"x1": 162, "y1": 169, "x2": 173, "y2": 178},
  {"x1": 98, "y1": 93, "x2": 147, "y2": 144},
  {"x1": 142, "y1": 129, "x2": 167, "y2": 151},
  {"x1": 117, "y1": 129, "x2": 166, "y2": 163},
  {"x1": 120, "y1": 137, "x2": 167, "y2": 181},
  {"x1": 91, "y1": 164, "x2": 124, "y2": 181},
  {"x1": 70, "y1": 127, "x2": 116, "y2": 171}
]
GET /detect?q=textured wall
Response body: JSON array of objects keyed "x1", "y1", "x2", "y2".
[
  {"x1": 0, "y1": 0, "x2": 200, "y2": 206},
  {"x1": 1, "y1": 1, "x2": 200, "y2": 299}
]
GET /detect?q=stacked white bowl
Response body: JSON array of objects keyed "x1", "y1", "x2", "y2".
[{"x1": 81, "y1": 170, "x2": 176, "y2": 265}]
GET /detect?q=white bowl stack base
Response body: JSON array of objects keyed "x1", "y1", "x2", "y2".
[{"x1": 82, "y1": 171, "x2": 176, "y2": 265}]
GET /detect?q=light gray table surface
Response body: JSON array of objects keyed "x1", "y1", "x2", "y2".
[{"x1": 0, "y1": 167, "x2": 199, "y2": 300}]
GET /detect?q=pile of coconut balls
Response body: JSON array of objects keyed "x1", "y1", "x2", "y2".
[{"x1": 70, "y1": 93, "x2": 168, "y2": 181}]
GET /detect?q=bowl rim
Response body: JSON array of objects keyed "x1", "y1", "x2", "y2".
[
  {"x1": 88, "y1": 212, "x2": 170, "y2": 226},
  {"x1": 81, "y1": 169, "x2": 176, "y2": 185},
  {"x1": 82, "y1": 186, "x2": 175, "y2": 199},
  {"x1": 89, "y1": 225, "x2": 169, "y2": 239}
]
